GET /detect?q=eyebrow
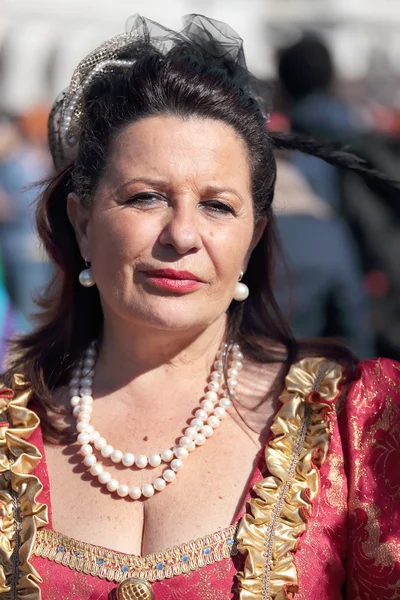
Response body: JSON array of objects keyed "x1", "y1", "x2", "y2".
[
  {"x1": 114, "y1": 178, "x2": 244, "y2": 203},
  {"x1": 115, "y1": 177, "x2": 170, "y2": 196}
]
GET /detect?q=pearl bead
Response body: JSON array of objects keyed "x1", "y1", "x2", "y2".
[
  {"x1": 86, "y1": 425, "x2": 95, "y2": 434},
  {"x1": 170, "y1": 458, "x2": 183, "y2": 472},
  {"x1": 214, "y1": 360, "x2": 224, "y2": 371},
  {"x1": 219, "y1": 397, "x2": 232, "y2": 409},
  {"x1": 83, "y1": 357, "x2": 95, "y2": 368},
  {"x1": 190, "y1": 418, "x2": 204, "y2": 429},
  {"x1": 73, "y1": 406, "x2": 81, "y2": 417},
  {"x1": 214, "y1": 407, "x2": 226, "y2": 419},
  {"x1": 86, "y1": 347, "x2": 97, "y2": 357},
  {"x1": 174, "y1": 446, "x2": 188, "y2": 459},
  {"x1": 201, "y1": 425, "x2": 214, "y2": 438},
  {"x1": 205, "y1": 391, "x2": 218, "y2": 401},
  {"x1": 80, "y1": 387, "x2": 92, "y2": 397},
  {"x1": 135, "y1": 455, "x2": 148, "y2": 469},
  {"x1": 106, "y1": 479, "x2": 119, "y2": 493},
  {"x1": 77, "y1": 432, "x2": 91, "y2": 445},
  {"x1": 81, "y1": 395, "x2": 93, "y2": 405},
  {"x1": 154, "y1": 478, "x2": 166, "y2": 491},
  {"x1": 187, "y1": 440, "x2": 196, "y2": 452},
  {"x1": 90, "y1": 463, "x2": 103, "y2": 476},
  {"x1": 232, "y1": 343, "x2": 240, "y2": 351},
  {"x1": 161, "y1": 449, "x2": 174, "y2": 463},
  {"x1": 117, "y1": 485, "x2": 129, "y2": 497},
  {"x1": 142, "y1": 484, "x2": 155, "y2": 498},
  {"x1": 79, "y1": 444, "x2": 93, "y2": 456},
  {"x1": 195, "y1": 409, "x2": 208, "y2": 421},
  {"x1": 179, "y1": 436, "x2": 192, "y2": 448},
  {"x1": 184, "y1": 427, "x2": 198, "y2": 438},
  {"x1": 70, "y1": 396, "x2": 80, "y2": 407},
  {"x1": 122, "y1": 453, "x2": 135, "y2": 467},
  {"x1": 78, "y1": 412, "x2": 90, "y2": 423},
  {"x1": 211, "y1": 371, "x2": 222, "y2": 381},
  {"x1": 111, "y1": 450, "x2": 123, "y2": 463},
  {"x1": 227, "y1": 368, "x2": 239, "y2": 378},
  {"x1": 79, "y1": 404, "x2": 92, "y2": 414},
  {"x1": 200, "y1": 399, "x2": 215, "y2": 413},
  {"x1": 194, "y1": 433, "x2": 206, "y2": 446},
  {"x1": 83, "y1": 454, "x2": 97, "y2": 467},
  {"x1": 148, "y1": 453, "x2": 161, "y2": 467},
  {"x1": 232, "y1": 361, "x2": 243, "y2": 370},
  {"x1": 208, "y1": 381, "x2": 220, "y2": 392},
  {"x1": 94, "y1": 437, "x2": 107, "y2": 450},
  {"x1": 98, "y1": 471, "x2": 112, "y2": 485},
  {"x1": 101, "y1": 445, "x2": 114, "y2": 458},
  {"x1": 82, "y1": 367, "x2": 93, "y2": 377},
  {"x1": 207, "y1": 415, "x2": 221, "y2": 429},
  {"x1": 76, "y1": 422, "x2": 89, "y2": 433},
  {"x1": 129, "y1": 487, "x2": 142, "y2": 500},
  {"x1": 163, "y1": 469, "x2": 176, "y2": 482},
  {"x1": 91, "y1": 431, "x2": 101, "y2": 441},
  {"x1": 233, "y1": 351, "x2": 244, "y2": 360},
  {"x1": 72, "y1": 368, "x2": 82, "y2": 377},
  {"x1": 70, "y1": 387, "x2": 79, "y2": 397}
]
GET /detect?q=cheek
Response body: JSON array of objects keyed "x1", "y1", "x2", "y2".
[
  {"x1": 89, "y1": 211, "x2": 156, "y2": 268},
  {"x1": 205, "y1": 225, "x2": 253, "y2": 283}
]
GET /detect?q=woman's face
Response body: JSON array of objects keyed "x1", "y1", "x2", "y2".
[{"x1": 69, "y1": 115, "x2": 265, "y2": 333}]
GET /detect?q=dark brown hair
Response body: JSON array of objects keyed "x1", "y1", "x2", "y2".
[{"x1": 7, "y1": 36, "x2": 374, "y2": 442}]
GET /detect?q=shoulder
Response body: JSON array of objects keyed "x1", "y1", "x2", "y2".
[{"x1": 346, "y1": 357, "x2": 400, "y2": 411}]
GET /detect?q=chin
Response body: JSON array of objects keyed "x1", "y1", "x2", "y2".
[{"x1": 124, "y1": 298, "x2": 215, "y2": 332}]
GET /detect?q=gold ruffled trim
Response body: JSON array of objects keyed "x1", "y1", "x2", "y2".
[
  {"x1": 0, "y1": 374, "x2": 49, "y2": 600},
  {"x1": 34, "y1": 524, "x2": 238, "y2": 582},
  {"x1": 236, "y1": 358, "x2": 344, "y2": 600}
]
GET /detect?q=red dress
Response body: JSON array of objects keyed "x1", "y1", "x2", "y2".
[{"x1": 1, "y1": 357, "x2": 400, "y2": 599}]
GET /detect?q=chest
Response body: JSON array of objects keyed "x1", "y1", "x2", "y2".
[{"x1": 44, "y1": 410, "x2": 266, "y2": 556}]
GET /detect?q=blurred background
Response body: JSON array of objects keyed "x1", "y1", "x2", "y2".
[{"x1": 0, "y1": 0, "x2": 399, "y2": 362}]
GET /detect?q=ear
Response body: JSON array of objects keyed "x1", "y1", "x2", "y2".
[
  {"x1": 243, "y1": 217, "x2": 267, "y2": 272},
  {"x1": 67, "y1": 192, "x2": 91, "y2": 261}
]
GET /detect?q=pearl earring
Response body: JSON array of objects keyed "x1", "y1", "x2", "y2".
[
  {"x1": 79, "y1": 260, "x2": 95, "y2": 288},
  {"x1": 233, "y1": 271, "x2": 249, "y2": 302}
]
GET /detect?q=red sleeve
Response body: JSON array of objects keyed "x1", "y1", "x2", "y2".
[{"x1": 345, "y1": 358, "x2": 400, "y2": 599}]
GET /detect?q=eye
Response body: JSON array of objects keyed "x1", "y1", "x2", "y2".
[
  {"x1": 125, "y1": 192, "x2": 166, "y2": 206},
  {"x1": 200, "y1": 200, "x2": 235, "y2": 215}
]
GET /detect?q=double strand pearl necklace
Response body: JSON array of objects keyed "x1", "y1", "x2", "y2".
[{"x1": 70, "y1": 342, "x2": 243, "y2": 500}]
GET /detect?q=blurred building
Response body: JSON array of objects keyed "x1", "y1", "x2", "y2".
[{"x1": 0, "y1": 0, "x2": 400, "y2": 113}]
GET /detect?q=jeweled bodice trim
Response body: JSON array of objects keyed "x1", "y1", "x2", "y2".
[{"x1": 34, "y1": 524, "x2": 238, "y2": 582}]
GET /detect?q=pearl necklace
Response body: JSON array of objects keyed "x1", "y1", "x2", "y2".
[{"x1": 70, "y1": 342, "x2": 243, "y2": 500}]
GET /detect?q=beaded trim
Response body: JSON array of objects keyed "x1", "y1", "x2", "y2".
[{"x1": 33, "y1": 525, "x2": 238, "y2": 583}]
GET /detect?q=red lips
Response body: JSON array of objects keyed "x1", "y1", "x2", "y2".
[{"x1": 143, "y1": 269, "x2": 203, "y2": 293}]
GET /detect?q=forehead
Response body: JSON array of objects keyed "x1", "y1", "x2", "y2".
[{"x1": 104, "y1": 115, "x2": 251, "y2": 191}]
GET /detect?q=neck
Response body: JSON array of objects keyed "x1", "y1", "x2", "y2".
[{"x1": 94, "y1": 314, "x2": 228, "y2": 392}]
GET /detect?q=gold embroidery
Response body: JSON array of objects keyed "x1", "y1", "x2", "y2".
[{"x1": 33, "y1": 524, "x2": 238, "y2": 583}]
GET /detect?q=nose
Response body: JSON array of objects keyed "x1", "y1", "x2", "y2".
[{"x1": 159, "y1": 201, "x2": 203, "y2": 255}]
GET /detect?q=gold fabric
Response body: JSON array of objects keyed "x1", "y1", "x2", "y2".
[
  {"x1": 0, "y1": 375, "x2": 49, "y2": 600},
  {"x1": 236, "y1": 357, "x2": 343, "y2": 600}
]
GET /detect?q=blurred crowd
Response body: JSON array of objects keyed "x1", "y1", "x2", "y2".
[{"x1": 0, "y1": 32, "x2": 399, "y2": 365}]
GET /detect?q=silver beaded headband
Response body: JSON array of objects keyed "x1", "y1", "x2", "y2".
[
  {"x1": 48, "y1": 29, "x2": 141, "y2": 169},
  {"x1": 61, "y1": 59, "x2": 135, "y2": 150}
]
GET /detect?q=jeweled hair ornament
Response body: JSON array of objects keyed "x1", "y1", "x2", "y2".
[{"x1": 48, "y1": 13, "x2": 269, "y2": 170}]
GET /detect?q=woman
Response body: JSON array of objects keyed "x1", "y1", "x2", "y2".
[{"x1": 1, "y1": 15, "x2": 399, "y2": 600}]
